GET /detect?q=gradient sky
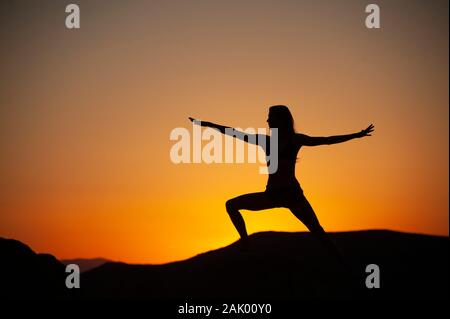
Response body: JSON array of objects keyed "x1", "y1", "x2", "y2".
[{"x1": 0, "y1": 0, "x2": 448, "y2": 263}]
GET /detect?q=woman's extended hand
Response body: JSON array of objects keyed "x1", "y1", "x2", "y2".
[
  {"x1": 189, "y1": 117, "x2": 212, "y2": 127},
  {"x1": 357, "y1": 124, "x2": 375, "y2": 138}
]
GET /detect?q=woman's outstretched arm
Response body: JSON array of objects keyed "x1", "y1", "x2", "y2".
[
  {"x1": 189, "y1": 117, "x2": 230, "y2": 134},
  {"x1": 298, "y1": 124, "x2": 374, "y2": 146},
  {"x1": 188, "y1": 117, "x2": 267, "y2": 145}
]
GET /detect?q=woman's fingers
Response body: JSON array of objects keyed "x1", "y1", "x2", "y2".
[
  {"x1": 189, "y1": 117, "x2": 206, "y2": 126},
  {"x1": 358, "y1": 124, "x2": 374, "y2": 138},
  {"x1": 365, "y1": 124, "x2": 374, "y2": 134}
]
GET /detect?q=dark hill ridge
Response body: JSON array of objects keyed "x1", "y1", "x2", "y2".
[
  {"x1": 0, "y1": 237, "x2": 69, "y2": 298},
  {"x1": 1, "y1": 230, "x2": 448, "y2": 299},
  {"x1": 82, "y1": 230, "x2": 449, "y2": 299}
]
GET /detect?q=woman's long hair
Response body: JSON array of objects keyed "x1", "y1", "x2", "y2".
[{"x1": 269, "y1": 105, "x2": 296, "y2": 137}]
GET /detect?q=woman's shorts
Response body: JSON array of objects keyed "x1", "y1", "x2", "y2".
[{"x1": 264, "y1": 184, "x2": 305, "y2": 207}]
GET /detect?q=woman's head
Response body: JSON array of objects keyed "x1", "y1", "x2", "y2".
[{"x1": 267, "y1": 105, "x2": 295, "y2": 135}]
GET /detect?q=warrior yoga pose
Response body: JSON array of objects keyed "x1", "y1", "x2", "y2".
[{"x1": 189, "y1": 105, "x2": 374, "y2": 261}]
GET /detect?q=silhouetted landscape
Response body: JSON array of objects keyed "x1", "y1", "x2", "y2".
[
  {"x1": 0, "y1": 237, "x2": 69, "y2": 298},
  {"x1": 1, "y1": 230, "x2": 448, "y2": 299}
]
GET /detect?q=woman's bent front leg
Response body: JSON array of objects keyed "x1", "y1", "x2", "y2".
[{"x1": 225, "y1": 192, "x2": 278, "y2": 239}]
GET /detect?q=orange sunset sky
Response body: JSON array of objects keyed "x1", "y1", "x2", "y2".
[{"x1": 0, "y1": 0, "x2": 448, "y2": 264}]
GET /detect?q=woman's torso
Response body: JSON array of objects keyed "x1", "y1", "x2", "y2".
[{"x1": 265, "y1": 133, "x2": 301, "y2": 191}]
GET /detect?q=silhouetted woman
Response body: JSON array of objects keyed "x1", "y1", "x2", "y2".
[{"x1": 189, "y1": 105, "x2": 374, "y2": 262}]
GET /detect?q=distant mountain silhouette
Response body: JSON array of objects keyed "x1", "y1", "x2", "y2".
[
  {"x1": 1, "y1": 231, "x2": 448, "y2": 299},
  {"x1": 82, "y1": 230, "x2": 449, "y2": 299},
  {"x1": 62, "y1": 258, "x2": 111, "y2": 273}
]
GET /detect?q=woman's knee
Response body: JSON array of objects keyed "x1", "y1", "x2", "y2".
[
  {"x1": 225, "y1": 198, "x2": 237, "y2": 212},
  {"x1": 226, "y1": 192, "x2": 269, "y2": 212}
]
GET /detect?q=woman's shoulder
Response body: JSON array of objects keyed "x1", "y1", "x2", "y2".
[{"x1": 294, "y1": 133, "x2": 310, "y2": 146}]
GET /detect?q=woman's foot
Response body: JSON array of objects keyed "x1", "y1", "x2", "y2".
[{"x1": 237, "y1": 236, "x2": 250, "y2": 251}]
